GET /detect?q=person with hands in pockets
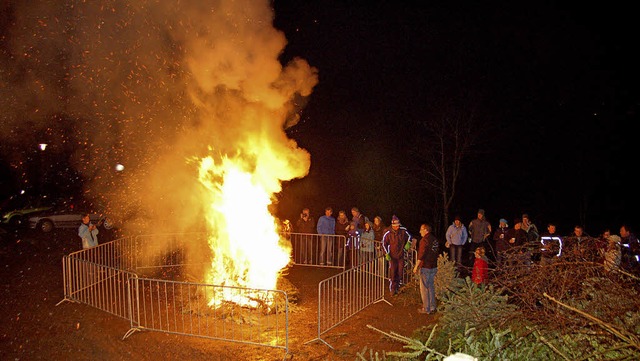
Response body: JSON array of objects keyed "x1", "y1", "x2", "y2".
[{"x1": 414, "y1": 223, "x2": 440, "y2": 314}]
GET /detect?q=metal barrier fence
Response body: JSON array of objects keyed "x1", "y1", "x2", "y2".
[
  {"x1": 58, "y1": 234, "x2": 289, "y2": 358},
  {"x1": 125, "y1": 277, "x2": 288, "y2": 354},
  {"x1": 57, "y1": 236, "x2": 137, "y2": 319},
  {"x1": 341, "y1": 238, "x2": 418, "y2": 289},
  {"x1": 305, "y1": 255, "x2": 389, "y2": 349},
  {"x1": 59, "y1": 232, "x2": 416, "y2": 355},
  {"x1": 285, "y1": 232, "x2": 346, "y2": 268},
  {"x1": 285, "y1": 232, "x2": 418, "y2": 282}
]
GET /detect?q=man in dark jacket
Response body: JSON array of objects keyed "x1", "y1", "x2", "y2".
[
  {"x1": 540, "y1": 222, "x2": 563, "y2": 265},
  {"x1": 382, "y1": 215, "x2": 412, "y2": 296},
  {"x1": 413, "y1": 223, "x2": 440, "y2": 314},
  {"x1": 620, "y1": 224, "x2": 640, "y2": 272},
  {"x1": 295, "y1": 208, "x2": 315, "y2": 264}
]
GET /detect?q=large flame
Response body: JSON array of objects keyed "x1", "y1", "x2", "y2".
[{"x1": 198, "y1": 153, "x2": 292, "y2": 307}]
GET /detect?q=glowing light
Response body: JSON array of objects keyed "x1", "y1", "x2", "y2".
[
  {"x1": 115, "y1": 164, "x2": 125, "y2": 172},
  {"x1": 198, "y1": 154, "x2": 292, "y2": 308},
  {"x1": 38, "y1": 143, "x2": 47, "y2": 151}
]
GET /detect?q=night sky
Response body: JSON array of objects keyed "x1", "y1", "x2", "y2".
[
  {"x1": 272, "y1": 2, "x2": 639, "y2": 235},
  {"x1": 1, "y1": 2, "x2": 638, "y2": 237}
]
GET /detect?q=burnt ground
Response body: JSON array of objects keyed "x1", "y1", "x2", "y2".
[{"x1": 0, "y1": 227, "x2": 434, "y2": 360}]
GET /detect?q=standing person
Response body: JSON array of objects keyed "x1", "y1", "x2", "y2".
[
  {"x1": 564, "y1": 225, "x2": 591, "y2": 260},
  {"x1": 78, "y1": 213, "x2": 99, "y2": 249},
  {"x1": 413, "y1": 223, "x2": 439, "y2": 314},
  {"x1": 345, "y1": 221, "x2": 360, "y2": 269},
  {"x1": 335, "y1": 210, "x2": 350, "y2": 267},
  {"x1": 360, "y1": 221, "x2": 376, "y2": 263},
  {"x1": 493, "y1": 218, "x2": 510, "y2": 266},
  {"x1": 350, "y1": 207, "x2": 367, "y2": 234},
  {"x1": 445, "y1": 215, "x2": 468, "y2": 273},
  {"x1": 521, "y1": 213, "x2": 541, "y2": 263},
  {"x1": 372, "y1": 216, "x2": 386, "y2": 258},
  {"x1": 620, "y1": 224, "x2": 640, "y2": 272},
  {"x1": 295, "y1": 208, "x2": 315, "y2": 264},
  {"x1": 521, "y1": 213, "x2": 540, "y2": 243},
  {"x1": 505, "y1": 218, "x2": 528, "y2": 266},
  {"x1": 382, "y1": 215, "x2": 412, "y2": 296},
  {"x1": 316, "y1": 207, "x2": 336, "y2": 265},
  {"x1": 468, "y1": 209, "x2": 492, "y2": 266},
  {"x1": 540, "y1": 222, "x2": 563, "y2": 265},
  {"x1": 601, "y1": 229, "x2": 622, "y2": 273},
  {"x1": 372, "y1": 216, "x2": 386, "y2": 241},
  {"x1": 471, "y1": 246, "x2": 489, "y2": 285}
]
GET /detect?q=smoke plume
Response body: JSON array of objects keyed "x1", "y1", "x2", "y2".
[{"x1": 0, "y1": 0, "x2": 318, "y2": 232}]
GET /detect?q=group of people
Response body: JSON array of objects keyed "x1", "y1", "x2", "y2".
[
  {"x1": 293, "y1": 206, "x2": 441, "y2": 316},
  {"x1": 293, "y1": 205, "x2": 640, "y2": 318},
  {"x1": 444, "y1": 209, "x2": 640, "y2": 277},
  {"x1": 296, "y1": 206, "x2": 380, "y2": 267}
]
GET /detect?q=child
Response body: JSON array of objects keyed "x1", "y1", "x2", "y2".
[{"x1": 472, "y1": 246, "x2": 489, "y2": 285}]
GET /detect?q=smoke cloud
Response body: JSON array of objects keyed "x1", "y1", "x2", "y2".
[{"x1": 0, "y1": 0, "x2": 318, "y2": 232}]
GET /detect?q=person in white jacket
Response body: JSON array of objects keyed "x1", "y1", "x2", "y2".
[{"x1": 78, "y1": 213, "x2": 99, "y2": 249}]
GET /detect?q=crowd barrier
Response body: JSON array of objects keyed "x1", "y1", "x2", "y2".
[
  {"x1": 284, "y1": 232, "x2": 347, "y2": 268},
  {"x1": 58, "y1": 234, "x2": 289, "y2": 359},
  {"x1": 286, "y1": 233, "x2": 417, "y2": 283},
  {"x1": 125, "y1": 277, "x2": 288, "y2": 353},
  {"x1": 305, "y1": 255, "x2": 388, "y2": 349},
  {"x1": 59, "y1": 231, "x2": 417, "y2": 355}
]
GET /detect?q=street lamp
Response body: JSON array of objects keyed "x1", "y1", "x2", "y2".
[{"x1": 37, "y1": 143, "x2": 48, "y2": 195}]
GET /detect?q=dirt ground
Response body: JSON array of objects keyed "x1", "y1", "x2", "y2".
[{"x1": 0, "y1": 227, "x2": 434, "y2": 360}]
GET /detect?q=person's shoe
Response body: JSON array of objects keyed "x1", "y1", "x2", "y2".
[{"x1": 417, "y1": 308, "x2": 428, "y2": 314}]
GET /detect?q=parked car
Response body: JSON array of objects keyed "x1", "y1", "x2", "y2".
[
  {"x1": 1, "y1": 194, "x2": 54, "y2": 227},
  {"x1": 28, "y1": 207, "x2": 113, "y2": 233}
]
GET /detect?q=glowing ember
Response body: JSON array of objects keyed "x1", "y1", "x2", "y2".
[{"x1": 198, "y1": 154, "x2": 292, "y2": 307}]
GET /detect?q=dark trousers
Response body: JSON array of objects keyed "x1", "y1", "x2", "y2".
[{"x1": 388, "y1": 257, "x2": 404, "y2": 293}]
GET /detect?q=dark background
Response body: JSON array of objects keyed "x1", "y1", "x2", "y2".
[
  {"x1": 272, "y1": 2, "x2": 639, "y2": 235},
  {"x1": 1, "y1": 2, "x2": 638, "y2": 237}
]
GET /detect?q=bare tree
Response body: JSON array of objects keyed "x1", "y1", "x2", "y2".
[{"x1": 413, "y1": 102, "x2": 491, "y2": 233}]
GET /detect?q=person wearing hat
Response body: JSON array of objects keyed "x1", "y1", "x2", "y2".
[
  {"x1": 493, "y1": 218, "x2": 510, "y2": 265},
  {"x1": 468, "y1": 209, "x2": 492, "y2": 266},
  {"x1": 445, "y1": 215, "x2": 468, "y2": 272},
  {"x1": 382, "y1": 215, "x2": 413, "y2": 296}
]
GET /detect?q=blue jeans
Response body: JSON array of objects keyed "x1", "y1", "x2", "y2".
[
  {"x1": 319, "y1": 235, "x2": 334, "y2": 265},
  {"x1": 449, "y1": 244, "x2": 464, "y2": 268},
  {"x1": 419, "y1": 267, "x2": 437, "y2": 313}
]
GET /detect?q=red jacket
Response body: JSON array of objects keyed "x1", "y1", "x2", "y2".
[{"x1": 472, "y1": 256, "x2": 489, "y2": 284}]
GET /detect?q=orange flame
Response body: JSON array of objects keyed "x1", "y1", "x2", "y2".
[{"x1": 198, "y1": 154, "x2": 291, "y2": 307}]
